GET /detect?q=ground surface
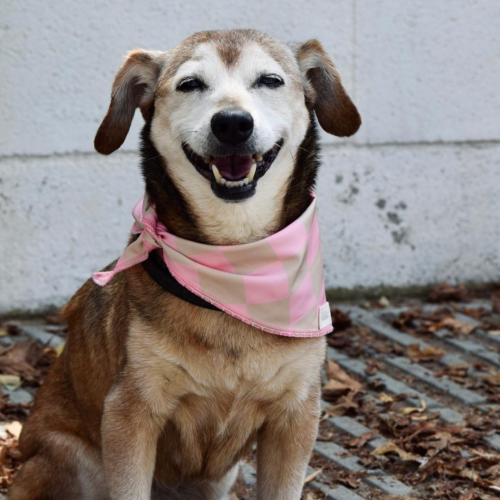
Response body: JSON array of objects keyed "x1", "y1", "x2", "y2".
[{"x1": 2, "y1": 283, "x2": 500, "y2": 499}]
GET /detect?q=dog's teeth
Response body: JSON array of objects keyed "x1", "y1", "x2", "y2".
[
  {"x1": 223, "y1": 179, "x2": 249, "y2": 188},
  {"x1": 212, "y1": 165, "x2": 223, "y2": 184},
  {"x1": 215, "y1": 175, "x2": 251, "y2": 189},
  {"x1": 255, "y1": 154, "x2": 263, "y2": 162},
  {"x1": 246, "y1": 163, "x2": 257, "y2": 182}
]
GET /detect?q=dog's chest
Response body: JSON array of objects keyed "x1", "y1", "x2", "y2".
[
  {"x1": 126, "y1": 312, "x2": 325, "y2": 481},
  {"x1": 127, "y1": 311, "x2": 324, "y2": 407}
]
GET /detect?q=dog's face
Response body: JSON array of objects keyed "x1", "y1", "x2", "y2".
[
  {"x1": 153, "y1": 38, "x2": 306, "y2": 203},
  {"x1": 95, "y1": 30, "x2": 360, "y2": 240}
]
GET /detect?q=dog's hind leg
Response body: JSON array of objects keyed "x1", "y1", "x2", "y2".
[
  {"x1": 10, "y1": 434, "x2": 108, "y2": 500},
  {"x1": 9, "y1": 455, "x2": 58, "y2": 500},
  {"x1": 9, "y1": 454, "x2": 96, "y2": 500}
]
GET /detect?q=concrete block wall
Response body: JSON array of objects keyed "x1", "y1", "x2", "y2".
[{"x1": 1, "y1": 0, "x2": 499, "y2": 312}]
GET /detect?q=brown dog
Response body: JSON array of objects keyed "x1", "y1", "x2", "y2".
[{"x1": 10, "y1": 29, "x2": 360, "y2": 500}]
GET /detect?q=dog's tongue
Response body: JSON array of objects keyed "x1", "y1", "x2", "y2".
[{"x1": 211, "y1": 155, "x2": 254, "y2": 180}]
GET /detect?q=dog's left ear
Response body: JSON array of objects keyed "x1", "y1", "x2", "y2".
[
  {"x1": 294, "y1": 40, "x2": 361, "y2": 137},
  {"x1": 95, "y1": 50, "x2": 167, "y2": 155}
]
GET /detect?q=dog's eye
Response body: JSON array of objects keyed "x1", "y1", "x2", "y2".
[
  {"x1": 256, "y1": 74, "x2": 284, "y2": 89},
  {"x1": 177, "y1": 78, "x2": 206, "y2": 92}
]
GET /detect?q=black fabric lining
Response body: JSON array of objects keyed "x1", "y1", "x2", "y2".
[{"x1": 141, "y1": 250, "x2": 220, "y2": 311}]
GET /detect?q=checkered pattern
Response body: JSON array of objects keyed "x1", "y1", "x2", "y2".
[{"x1": 93, "y1": 195, "x2": 333, "y2": 337}]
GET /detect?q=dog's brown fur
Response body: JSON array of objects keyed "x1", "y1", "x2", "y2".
[{"x1": 10, "y1": 29, "x2": 360, "y2": 500}]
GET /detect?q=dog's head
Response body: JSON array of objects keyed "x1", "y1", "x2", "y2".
[{"x1": 95, "y1": 30, "x2": 360, "y2": 241}]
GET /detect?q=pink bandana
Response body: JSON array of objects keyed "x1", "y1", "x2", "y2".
[{"x1": 93, "y1": 195, "x2": 333, "y2": 337}]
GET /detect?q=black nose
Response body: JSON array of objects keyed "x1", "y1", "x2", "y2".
[{"x1": 211, "y1": 109, "x2": 254, "y2": 145}]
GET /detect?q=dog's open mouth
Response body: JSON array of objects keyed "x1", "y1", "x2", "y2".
[{"x1": 182, "y1": 140, "x2": 284, "y2": 202}]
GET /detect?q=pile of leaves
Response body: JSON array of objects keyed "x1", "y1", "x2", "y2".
[
  {"x1": 389, "y1": 298, "x2": 500, "y2": 404},
  {"x1": 0, "y1": 421, "x2": 22, "y2": 492},
  {"x1": 319, "y1": 358, "x2": 500, "y2": 499},
  {"x1": 318, "y1": 287, "x2": 500, "y2": 500},
  {"x1": 0, "y1": 321, "x2": 59, "y2": 493},
  {"x1": 373, "y1": 408, "x2": 500, "y2": 499},
  {"x1": 392, "y1": 305, "x2": 500, "y2": 337},
  {"x1": 0, "y1": 340, "x2": 56, "y2": 389}
]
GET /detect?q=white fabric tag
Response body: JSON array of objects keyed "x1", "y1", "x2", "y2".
[{"x1": 318, "y1": 303, "x2": 332, "y2": 329}]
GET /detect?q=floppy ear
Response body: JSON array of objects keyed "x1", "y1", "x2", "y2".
[
  {"x1": 94, "y1": 50, "x2": 167, "y2": 155},
  {"x1": 294, "y1": 40, "x2": 361, "y2": 137}
]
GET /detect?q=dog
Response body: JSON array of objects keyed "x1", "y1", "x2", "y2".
[{"x1": 10, "y1": 29, "x2": 360, "y2": 500}]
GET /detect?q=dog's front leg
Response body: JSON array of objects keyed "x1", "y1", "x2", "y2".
[
  {"x1": 102, "y1": 384, "x2": 171, "y2": 500},
  {"x1": 256, "y1": 387, "x2": 321, "y2": 500}
]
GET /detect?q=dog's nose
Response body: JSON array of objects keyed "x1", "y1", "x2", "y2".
[{"x1": 211, "y1": 109, "x2": 254, "y2": 145}]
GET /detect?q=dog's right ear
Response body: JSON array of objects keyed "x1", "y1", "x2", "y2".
[{"x1": 94, "y1": 50, "x2": 167, "y2": 155}]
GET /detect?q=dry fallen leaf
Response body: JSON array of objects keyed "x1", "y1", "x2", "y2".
[
  {"x1": 45, "y1": 315, "x2": 65, "y2": 326},
  {"x1": 364, "y1": 360, "x2": 380, "y2": 376},
  {"x1": 0, "y1": 374, "x2": 22, "y2": 390},
  {"x1": 403, "y1": 399, "x2": 427, "y2": 415},
  {"x1": 323, "y1": 395, "x2": 359, "y2": 417},
  {"x1": 419, "y1": 432, "x2": 463, "y2": 466},
  {"x1": 487, "y1": 463, "x2": 500, "y2": 477},
  {"x1": 372, "y1": 441, "x2": 422, "y2": 462},
  {"x1": 345, "y1": 432, "x2": 375, "y2": 449},
  {"x1": 407, "y1": 344, "x2": 446, "y2": 362},
  {"x1": 483, "y1": 371, "x2": 500, "y2": 387},
  {"x1": 458, "y1": 490, "x2": 474, "y2": 500},
  {"x1": 468, "y1": 448, "x2": 500, "y2": 463},
  {"x1": 438, "y1": 317, "x2": 478, "y2": 336},
  {"x1": 322, "y1": 360, "x2": 362, "y2": 401},
  {"x1": 379, "y1": 296, "x2": 391, "y2": 308},
  {"x1": 330, "y1": 308, "x2": 352, "y2": 331},
  {"x1": 0, "y1": 340, "x2": 56, "y2": 387},
  {"x1": 434, "y1": 363, "x2": 470, "y2": 384},
  {"x1": 0, "y1": 341, "x2": 45, "y2": 382},
  {"x1": 460, "y1": 468, "x2": 480, "y2": 482},
  {"x1": 4, "y1": 422, "x2": 22, "y2": 439},
  {"x1": 380, "y1": 393, "x2": 396, "y2": 403},
  {"x1": 304, "y1": 468, "x2": 323, "y2": 484},
  {"x1": 428, "y1": 282, "x2": 468, "y2": 302}
]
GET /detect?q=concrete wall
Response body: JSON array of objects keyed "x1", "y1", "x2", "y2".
[{"x1": 1, "y1": 0, "x2": 499, "y2": 312}]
